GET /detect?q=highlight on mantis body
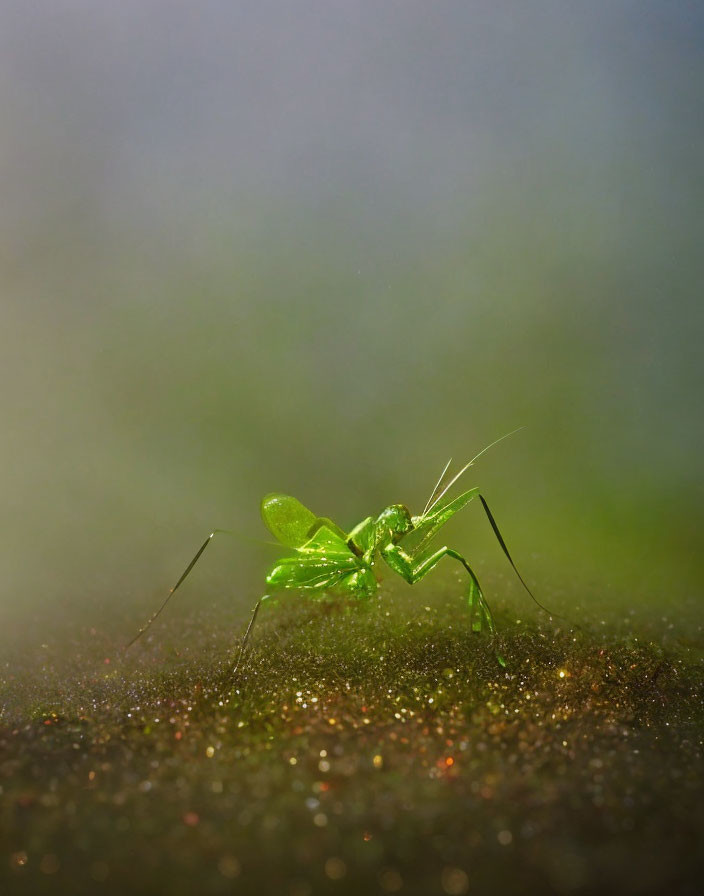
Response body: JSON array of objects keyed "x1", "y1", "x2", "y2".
[{"x1": 127, "y1": 431, "x2": 554, "y2": 681}]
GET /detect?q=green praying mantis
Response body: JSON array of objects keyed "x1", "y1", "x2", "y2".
[{"x1": 127, "y1": 432, "x2": 553, "y2": 678}]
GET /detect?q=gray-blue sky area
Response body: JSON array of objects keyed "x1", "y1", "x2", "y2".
[
  {"x1": 1, "y1": 2, "x2": 702, "y2": 623},
  {"x1": 2, "y1": 2, "x2": 702, "y2": 236}
]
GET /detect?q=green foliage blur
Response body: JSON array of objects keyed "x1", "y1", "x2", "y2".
[{"x1": 1, "y1": 3, "x2": 702, "y2": 640}]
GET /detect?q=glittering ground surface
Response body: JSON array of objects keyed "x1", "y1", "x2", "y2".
[{"x1": 1, "y1": 587, "x2": 703, "y2": 896}]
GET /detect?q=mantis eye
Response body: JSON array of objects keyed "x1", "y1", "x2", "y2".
[{"x1": 379, "y1": 504, "x2": 413, "y2": 541}]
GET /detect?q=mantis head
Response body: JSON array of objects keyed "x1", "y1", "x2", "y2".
[{"x1": 377, "y1": 504, "x2": 413, "y2": 542}]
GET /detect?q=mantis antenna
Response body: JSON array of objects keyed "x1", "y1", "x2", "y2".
[
  {"x1": 422, "y1": 457, "x2": 453, "y2": 516},
  {"x1": 426, "y1": 427, "x2": 525, "y2": 514}
]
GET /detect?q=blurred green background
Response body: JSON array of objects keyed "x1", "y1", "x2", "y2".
[{"x1": 1, "y1": 2, "x2": 702, "y2": 641}]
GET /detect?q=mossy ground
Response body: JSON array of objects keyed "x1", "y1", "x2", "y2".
[{"x1": 1, "y1": 584, "x2": 703, "y2": 895}]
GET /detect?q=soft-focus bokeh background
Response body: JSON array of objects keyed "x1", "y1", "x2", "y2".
[{"x1": 1, "y1": 1, "x2": 702, "y2": 643}]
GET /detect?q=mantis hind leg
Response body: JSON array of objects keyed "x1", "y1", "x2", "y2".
[
  {"x1": 221, "y1": 571, "x2": 374, "y2": 696},
  {"x1": 478, "y1": 495, "x2": 557, "y2": 618},
  {"x1": 222, "y1": 594, "x2": 273, "y2": 692},
  {"x1": 125, "y1": 528, "x2": 241, "y2": 650}
]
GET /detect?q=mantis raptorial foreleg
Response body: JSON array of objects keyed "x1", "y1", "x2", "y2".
[
  {"x1": 407, "y1": 491, "x2": 555, "y2": 621},
  {"x1": 381, "y1": 543, "x2": 499, "y2": 636}
]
